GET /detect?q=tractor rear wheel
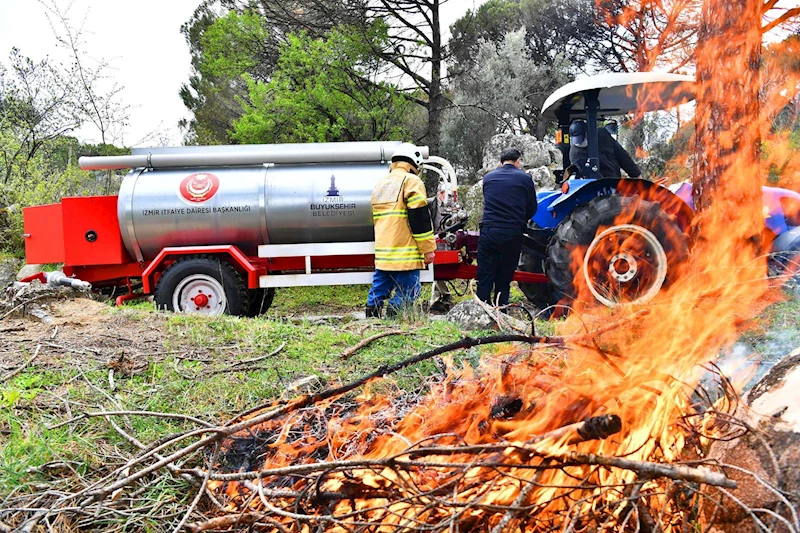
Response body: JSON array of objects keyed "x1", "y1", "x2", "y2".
[
  {"x1": 545, "y1": 195, "x2": 689, "y2": 308},
  {"x1": 154, "y1": 256, "x2": 250, "y2": 316}
]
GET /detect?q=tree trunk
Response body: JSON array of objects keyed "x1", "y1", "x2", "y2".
[
  {"x1": 692, "y1": 0, "x2": 763, "y2": 256},
  {"x1": 426, "y1": 0, "x2": 443, "y2": 156}
]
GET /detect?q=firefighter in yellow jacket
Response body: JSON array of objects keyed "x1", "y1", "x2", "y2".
[{"x1": 366, "y1": 143, "x2": 436, "y2": 318}]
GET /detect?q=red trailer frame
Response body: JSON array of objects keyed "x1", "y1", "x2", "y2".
[{"x1": 22, "y1": 195, "x2": 547, "y2": 313}]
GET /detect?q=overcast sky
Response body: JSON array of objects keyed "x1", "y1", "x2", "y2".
[{"x1": 0, "y1": 0, "x2": 486, "y2": 148}]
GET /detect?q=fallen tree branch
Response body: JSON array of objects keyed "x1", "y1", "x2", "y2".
[
  {"x1": 565, "y1": 453, "x2": 738, "y2": 489},
  {"x1": 340, "y1": 330, "x2": 406, "y2": 359}
]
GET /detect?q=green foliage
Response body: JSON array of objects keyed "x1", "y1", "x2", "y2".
[
  {"x1": 179, "y1": 7, "x2": 280, "y2": 145},
  {"x1": 0, "y1": 150, "x2": 119, "y2": 255},
  {"x1": 199, "y1": 11, "x2": 272, "y2": 81},
  {"x1": 442, "y1": 28, "x2": 572, "y2": 173},
  {"x1": 232, "y1": 26, "x2": 412, "y2": 144},
  {"x1": 449, "y1": 0, "x2": 524, "y2": 72}
]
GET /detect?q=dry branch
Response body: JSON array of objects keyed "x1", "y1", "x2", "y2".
[
  {"x1": 185, "y1": 512, "x2": 267, "y2": 533},
  {"x1": 0, "y1": 344, "x2": 40, "y2": 384},
  {"x1": 565, "y1": 453, "x2": 737, "y2": 489},
  {"x1": 340, "y1": 330, "x2": 406, "y2": 359}
]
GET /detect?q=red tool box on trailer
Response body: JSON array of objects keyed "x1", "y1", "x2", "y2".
[{"x1": 24, "y1": 196, "x2": 131, "y2": 267}]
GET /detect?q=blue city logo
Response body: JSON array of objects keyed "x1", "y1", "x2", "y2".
[{"x1": 326, "y1": 175, "x2": 340, "y2": 197}]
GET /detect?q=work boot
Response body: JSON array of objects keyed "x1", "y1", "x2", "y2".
[
  {"x1": 385, "y1": 305, "x2": 400, "y2": 318},
  {"x1": 365, "y1": 305, "x2": 382, "y2": 318},
  {"x1": 429, "y1": 295, "x2": 453, "y2": 314}
]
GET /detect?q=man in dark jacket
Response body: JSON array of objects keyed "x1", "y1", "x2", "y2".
[
  {"x1": 477, "y1": 148, "x2": 537, "y2": 306},
  {"x1": 569, "y1": 120, "x2": 642, "y2": 178}
]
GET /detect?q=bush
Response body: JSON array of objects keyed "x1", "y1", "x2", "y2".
[{"x1": 0, "y1": 157, "x2": 120, "y2": 256}]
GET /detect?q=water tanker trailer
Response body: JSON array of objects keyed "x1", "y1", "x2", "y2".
[{"x1": 21, "y1": 141, "x2": 546, "y2": 316}]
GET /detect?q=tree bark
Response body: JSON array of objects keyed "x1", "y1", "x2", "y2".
[
  {"x1": 426, "y1": 0, "x2": 443, "y2": 156},
  {"x1": 692, "y1": 0, "x2": 763, "y2": 256}
]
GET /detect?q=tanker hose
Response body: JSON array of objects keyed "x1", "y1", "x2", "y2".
[
  {"x1": 439, "y1": 220, "x2": 465, "y2": 238},
  {"x1": 46, "y1": 271, "x2": 93, "y2": 291}
]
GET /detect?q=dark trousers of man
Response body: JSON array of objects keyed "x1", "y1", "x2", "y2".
[{"x1": 476, "y1": 226, "x2": 524, "y2": 306}]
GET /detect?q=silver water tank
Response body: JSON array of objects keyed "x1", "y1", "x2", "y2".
[
  {"x1": 79, "y1": 141, "x2": 429, "y2": 262},
  {"x1": 117, "y1": 163, "x2": 386, "y2": 262}
]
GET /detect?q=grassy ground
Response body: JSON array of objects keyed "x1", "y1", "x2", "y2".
[{"x1": 0, "y1": 284, "x2": 549, "y2": 502}]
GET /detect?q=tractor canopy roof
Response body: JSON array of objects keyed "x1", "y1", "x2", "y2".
[{"x1": 541, "y1": 72, "x2": 695, "y2": 121}]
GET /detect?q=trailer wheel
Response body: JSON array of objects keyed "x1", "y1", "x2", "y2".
[
  {"x1": 155, "y1": 257, "x2": 249, "y2": 316},
  {"x1": 517, "y1": 251, "x2": 559, "y2": 312},
  {"x1": 546, "y1": 195, "x2": 689, "y2": 308},
  {"x1": 246, "y1": 288, "x2": 276, "y2": 317}
]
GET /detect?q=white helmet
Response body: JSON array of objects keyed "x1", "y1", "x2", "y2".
[{"x1": 391, "y1": 142, "x2": 424, "y2": 168}]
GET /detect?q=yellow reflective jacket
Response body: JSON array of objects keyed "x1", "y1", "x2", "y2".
[{"x1": 372, "y1": 161, "x2": 436, "y2": 271}]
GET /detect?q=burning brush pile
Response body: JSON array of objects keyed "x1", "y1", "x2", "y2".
[{"x1": 197, "y1": 329, "x2": 747, "y2": 533}]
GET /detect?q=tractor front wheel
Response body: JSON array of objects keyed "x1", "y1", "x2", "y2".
[
  {"x1": 546, "y1": 195, "x2": 689, "y2": 308},
  {"x1": 154, "y1": 256, "x2": 250, "y2": 316}
]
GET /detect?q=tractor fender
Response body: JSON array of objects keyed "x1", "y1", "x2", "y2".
[
  {"x1": 762, "y1": 186, "x2": 800, "y2": 237},
  {"x1": 670, "y1": 181, "x2": 800, "y2": 238},
  {"x1": 534, "y1": 178, "x2": 694, "y2": 231}
]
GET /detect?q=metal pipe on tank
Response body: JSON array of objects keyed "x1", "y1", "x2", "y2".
[{"x1": 79, "y1": 141, "x2": 428, "y2": 171}]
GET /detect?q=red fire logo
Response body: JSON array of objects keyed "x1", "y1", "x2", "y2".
[{"x1": 179, "y1": 173, "x2": 220, "y2": 203}]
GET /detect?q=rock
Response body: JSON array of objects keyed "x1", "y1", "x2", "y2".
[
  {"x1": 0, "y1": 257, "x2": 21, "y2": 287},
  {"x1": 445, "y1": 300, "x2": 529, "y2": 333},
  {"x1": 528, "y1": 166, "x2": 556, "y2": 191},
  {"x1": 282, "y1": 375, "x2": 322, "y2": 399},
  {"x1": 548, "y1": 144, "x2": 564, "y2": 167},
  {"x1": 17, "y1": 264, "x2": 44, "y2": 281},
  {"x1": 701, "y1": 351, "x2": 800, "y2": 532},
  {"x1": 481, "y1": 133, "x2": 552, "y2": 172}
]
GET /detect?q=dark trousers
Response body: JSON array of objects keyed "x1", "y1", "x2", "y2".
[{"x1": 476, "y1": 227, "x2": 523, "y2": 306}]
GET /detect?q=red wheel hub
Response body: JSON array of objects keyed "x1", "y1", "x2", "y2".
[{"x1": 192, "y1": 293, "x2": 210, "y2": 307}]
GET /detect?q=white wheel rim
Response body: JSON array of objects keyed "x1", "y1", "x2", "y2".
[
  {"x1": 583, "y1": 224, "x2": 668, "y2": 307},
  {"x1": 172, "y1": 274, "x2": 227, "y2": 316}
]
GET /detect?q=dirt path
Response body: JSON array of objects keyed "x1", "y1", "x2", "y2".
[{"x1": 1, "y1": 297, "x2": 168, "y2": 373}]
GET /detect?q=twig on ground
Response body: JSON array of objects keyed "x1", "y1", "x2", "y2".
[
  {"x1": 196, "y1": 343, "x2": 287, "y2": 376},
  {"x1": 340, "y1": 330, "x2": 407, "y2": 359},
  {"x1": 231, "y1": 343, "x2": 286, "y2": 366},
  {"x1": 0, "y1": 344, "x2": 41, "y2": 384},
  {"x1": 47, "y1": 410, "x2": 215, "y2": 431},
  {"x1": 185, "y1": 512, "x2": 265, "y2": 533},
  {"x1": 77, "y1": 334, "x2": 550, "y2": 504}
]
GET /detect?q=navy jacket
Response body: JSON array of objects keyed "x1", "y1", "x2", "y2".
[{"x1": 481, "y1": 164, "x2": 537, "y2": 231}]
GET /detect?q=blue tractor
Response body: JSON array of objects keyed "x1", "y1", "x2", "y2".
[{"x1": 517, "y1": 72, "x2": 800, "y2": 310}]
